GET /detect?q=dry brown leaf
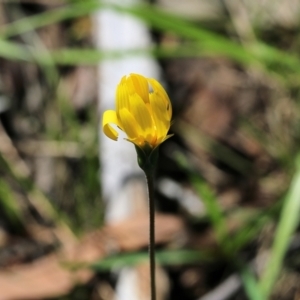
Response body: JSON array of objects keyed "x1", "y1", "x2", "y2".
[{"x1": 0, "y1": 213, "x2": 184, "y2": 300}]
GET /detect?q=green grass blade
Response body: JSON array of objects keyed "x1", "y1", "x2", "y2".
[
  {"x1": 230, "y1": 201, "x2": 282, "y2": 252},
  {"x1": 174, "y1": 150, "x2": 229, "y2": 250},
  {"x1": 0, "y1": 39, "x2": 32, "y2": 61},
  {"x1": 240, "y1": 267, "x2": 265, "y2": 300},
  {"x1": 259, "y1": 154, "x2": 300, "y2": 298},
  {"x1": 0, "y1": 1, "x2": 102, "y2": 39},
  {"x1": 191, "y1": 176, "x2": 229, "y2": 249},
  {"x1": 1, "y1": 1, "x2": 300, "y2": 77},
  {"x1": 123, "y1": 4, "x2": 300, "y2": 74},
  {"x1": 0, "y1": 43, "x2": 220, "y2": 65},
  {"x1": 91, "y1": 249, "x2": 213, "y2": 271},
  {"x1": 0, "y1": 179, "x2": 24, "y2": 229}
]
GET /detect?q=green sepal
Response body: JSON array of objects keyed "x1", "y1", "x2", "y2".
[{"x1": 135, "y1": 144, "x2": 159, "y2": 174}]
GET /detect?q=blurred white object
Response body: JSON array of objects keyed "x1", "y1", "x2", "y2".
[
  {"x1": 93, "y1": 1, "x2": 169, "y2": 300},
  {"x1": 93, "y1": 0, "x2": 161, "y2": 223},
  {"x1": 116, "y1": 265, "x2": 170, "y2": 300},
  {"x1": 158, "y1": 177, "x2": 206, "y2": 216},
  {"x1": 116, "y1": 268, "x2": 140, "y2": 300}
]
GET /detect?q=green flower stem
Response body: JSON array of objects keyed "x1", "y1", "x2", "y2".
[
  {"x1": 145, "y1": 169, "x2": 156, "y2": 300},
  {"x1": 135, "y1": 144, "x2": 159, "y2": 300}
]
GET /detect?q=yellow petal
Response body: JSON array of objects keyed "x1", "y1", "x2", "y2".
[
  {"x1": 102, "y1": 110, "x2": 119, "y2": 141},
  {"x1": 148, "y1": 78, "x2": 172, "y2": 120},
  {"x1": 118, "y1": 108, "x2": 142, "y2": 140},
  {"x1": 116, "y1": 78, "x2": 130, "y2": 115},
  {"x1": 130, "y1": 93, "x2": 153, "y2": 135},
  {"x1": 150, "y1": 93, "x2": 170, "y2": 139},
  {"x1": 127, "y1": 74, "x2": 149, "y2": 103}
]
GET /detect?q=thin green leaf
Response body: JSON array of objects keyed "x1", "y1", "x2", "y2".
[
  {"x1": 191, "y1": 176, "x2": 230, "y2": 251},
  {"x1": 0, "y1": 179, "x2": 24, "y2": 227},
  {"x1": 230, "y1": 201, "x2": 282, "y2": 252},
  {"x1": 92, "y1": 249, "x2": 213, "y2": 271},
  {"x1": 0, "y1": 1, "x2": 102, "y2": 39},
  {"x1": 0, "y1": 39, "x2": 32, "y2": 61},
  {"x1": 240, "y1": 267, "x2": 265, "y2": 300},
  {"x1": 173, "y1": 150, "x2": 229, "y2": 251},
  {"x1": 0, "y1": 1, "x2": 300, "y2": 77},
  {"x1": 259, "y1": 154, "x2": 300, "y2": 298}
]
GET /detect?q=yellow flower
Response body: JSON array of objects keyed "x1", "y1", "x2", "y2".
[{"x1": 102, "y1": 73, "x2": 172, "y2": 150}]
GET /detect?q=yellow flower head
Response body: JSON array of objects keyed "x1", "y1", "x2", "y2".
[{"x1": 102, "y1": 73, "x2": 172, "y2": 150}]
